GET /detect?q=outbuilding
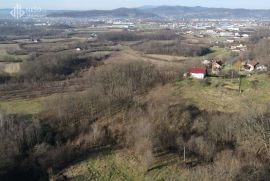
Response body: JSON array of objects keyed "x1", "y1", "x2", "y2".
[{"x1": 190, "y1": 68, "x2": 207, "y2": 79}]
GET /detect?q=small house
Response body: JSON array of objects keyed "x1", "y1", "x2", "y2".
[
  {"x1": 242, "y1": 34, "x2": 249, "y2": 38},
  {"x1": 31, "y1": 38, "x2": 41, "y2": 43},
  {"x1": 212, "y1": 61, "x2": 222, "y2": 74},
  {"x1": 190, "y1": 68, "x2": 207, "y2": 79},
  {"x1": 227, "y1": 39, "x2": 235, "y2": 43},
  {"x1": 202, "y1": 59, "x2": 211, "y2": 66},
  {"x1": 256, "y1": 64, "x2": 268, "y2": 72},
  {"x1": 243, "y1": 60, "x2": 259, "y2": 72}
]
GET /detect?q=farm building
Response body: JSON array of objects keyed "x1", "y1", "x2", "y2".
[
  {"x1": 212, "y1": 60, "x2": 222, "y2": 74},
  {"x1": 242, "y1": 60, "x2": 259, "y2": 72},
  {"x1": 202, "y1": 59, "x2": 211, "y2": 66},
  {"x1": 256, "y1": 64, "x2": 268, "y2": 72},
  {"x1": 190, "y1": 68, "x2": 207, "y2": 79}
]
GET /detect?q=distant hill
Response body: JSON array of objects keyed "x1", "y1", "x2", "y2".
[
  {"x1": 0, "y1": 9, "x2": 12, "y2": 19},
  {"x1": 47, "y1": 8, "x2": 160, "y2": 19},
  {"x1": 47, "y1": 6, "x2": 270, "y2": 20},
  {"x1": 140, "y1": 6, "x2": 270, "y2": 19}
]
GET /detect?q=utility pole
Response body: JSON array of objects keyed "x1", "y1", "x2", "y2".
[
  {"x1": 183, "y1": 146, "x2": 186, "y2": 163},
  {"x1": 239, "y1": 75, "x2": 242, "y2": 93},
  {"x1": 238, "y1": 60, "x2": 242, "y2": 93},
  {"x1": 0, "y1": 114, "x2": 2, "y2": 128}
]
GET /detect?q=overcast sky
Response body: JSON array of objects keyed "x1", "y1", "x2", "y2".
[{"x1": 1, "y1": 0, "x2": 270, "y2": 10}]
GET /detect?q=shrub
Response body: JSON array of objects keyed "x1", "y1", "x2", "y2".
[{"x1": 19, "y1": 52, "x2": 99, "y2": 82}]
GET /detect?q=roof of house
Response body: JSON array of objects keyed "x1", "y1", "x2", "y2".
[{"x1": 190, "y1": 68, "x2": 207, "y2": 74}]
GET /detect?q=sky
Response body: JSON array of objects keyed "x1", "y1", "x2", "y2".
[{"x1": 1, "y1": 0, "x2": 270, "y2": 10}]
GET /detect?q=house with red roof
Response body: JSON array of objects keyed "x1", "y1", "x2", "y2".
[{"x1": 190, "y1": 68, "x2": 207, "y2": 79}]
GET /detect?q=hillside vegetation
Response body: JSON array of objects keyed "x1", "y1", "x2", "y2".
[{"x1": 1, "y1": 28, "x2": 270, "y2": 181}]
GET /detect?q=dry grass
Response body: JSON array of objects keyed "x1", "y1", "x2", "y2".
[
  {"x1": 62, "y1": 149, "x2": 185, "y2": 181},
  {"x1": 0, "y1": 97, "x2": 43, "y2": 114},
  {"x1": 0, "y1": 44, "x2": 28, "y2": 62},
  {"x1": 63, "y1": 151, "x2": 146, "y2": 181},
  {"x1": 0, "y1": 44, "x2": 20, "y2": 50},
  {"x1": 178, "y1": 80, "x2": 244, "y2": 113},
  {"x1": 4, "y1": 63, "x2": 21, "y2": 74},
  {"x1": 142, "y1": 54, "x2": 188, "y2": 62},
  {"x1": 106, "y1": 46, "x2": 200, "y2": 72}
]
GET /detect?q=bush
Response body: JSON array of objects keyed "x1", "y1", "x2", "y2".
[
  {"x1": 19, "y1": 52, "x2": 99, "y2": 82},
  {"x1": 0, "y1": 74, "x2": 11, "y2": 84},
  {"x1": 100, "y1": 30, "x2": 179, "y2": 42}
]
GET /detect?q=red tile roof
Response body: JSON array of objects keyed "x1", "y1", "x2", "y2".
[{"x1": 190, "y1": 68, "x2": 207, "y2": 74}]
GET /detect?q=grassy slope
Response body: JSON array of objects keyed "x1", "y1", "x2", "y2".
[
  {"x1": 206, "y1": 48, "x2": 233, "y2": 60},
  {"x1": 63, "y1": 151, "x2": 184, "y2": 181},
  {"x1": 178, "y1": 73, "x2": 270, "y2": 113}
]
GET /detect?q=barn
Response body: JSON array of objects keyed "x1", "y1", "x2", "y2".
[{"x1": 190, "y1": 68, "x2": 207, "y2": 79}]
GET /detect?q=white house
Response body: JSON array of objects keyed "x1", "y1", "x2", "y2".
[
  {"x1": 190, "y1": 68, "x2": 207, "y2": 79},
  {"x1": 242, "y1": 34, "x2": 249, "y2": 38}
]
